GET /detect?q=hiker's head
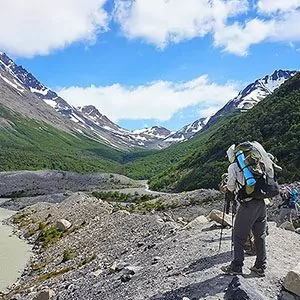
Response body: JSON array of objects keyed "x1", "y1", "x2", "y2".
[{"x1": 226, "y1": 144, "x2": 236, "y2": 163}]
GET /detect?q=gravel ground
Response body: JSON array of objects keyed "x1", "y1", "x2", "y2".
[
  {"x1": 0, "y1": 171, "x2": 143, "y2": 198},
  {"x1": 3, "y1": 190, "x2": 300, "y2": 300}
]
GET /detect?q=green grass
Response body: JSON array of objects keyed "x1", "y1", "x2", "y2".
[
  {"x1": 0, "y1": 106, "x2": 124, "y2": 173},
  {"x1": 62, "y1": 248, "x2": 75, "y2": 262}
]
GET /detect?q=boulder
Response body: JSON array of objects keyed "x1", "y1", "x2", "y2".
[
  {"x1": 56, "y1": 219, "x2": 72, "y2": 232},
  {"x1": 279, "y1": 221, "x2": 296, "y2": 232},
  {"x1": 225, "y1": 276, "x2": 267, "y2": 300},
  {"x1": 208, "y1": 209, "x2": 232, "y2": 227},
  {"x1": 33, "y1": 289, "x2": 55, "y2": 300},
  {"x1": 278, "y1": 290, "x2": 300, "y2": 300},
  {"x1": 91, "y1": 269, "x2": 102, "y2": 277},
  {"x1": 109, "y1": 261, "x2": 118, "y2": 273},
  {"x1": 283, "y1": 263, "x2": 300, "y2": 297},
  {"x1": 185, "y1": 215, "x2": 208, "y2": 229}
]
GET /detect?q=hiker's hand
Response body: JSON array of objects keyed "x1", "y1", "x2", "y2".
[{"x1": 221, "y1": 184, "x2": 227, "y2": 193}]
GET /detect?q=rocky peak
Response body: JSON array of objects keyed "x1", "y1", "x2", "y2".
[
  {"x1": 147, "y1": 126, "x2": 171, "y2": 137},
  {"x1": 133, "y1": 126, "x2": 171, "y2": 139},
  {"x1": 205, "y1": 69, "x2": 298, "y2": 128},
  {"x1": 81, "y1": 105, "x2": 102, "y2": 117},
  {"x1": 0, "y1": 52, "x2": 56, "y2": 99},
  {"x1": 163, "y1": 118, "x2": 206, "y2": 143}
]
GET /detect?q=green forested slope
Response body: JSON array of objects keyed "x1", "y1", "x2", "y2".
[
  {"x1": 148, "y1": 73, "x2": 300, "y2": 191},
  {"x1": 0, "y1": 107, "x2": 123, "y2": 173},
  {"x1": 122, "y1": 113, "x2": 238, "y2": 180}
]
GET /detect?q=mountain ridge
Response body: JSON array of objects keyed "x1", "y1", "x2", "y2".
[
  {"x1": 204, "y1": 69, "x2": 298, "y2": 129},
  {"x1": 0, "y1": 52, "x2": 173, "y2": 150},
  {"x1": 0, "y1": 52, "x2": 298, "y2": 151},
  {"x1": 149, "y1": 72, "x2": 300, "y2": 192}
]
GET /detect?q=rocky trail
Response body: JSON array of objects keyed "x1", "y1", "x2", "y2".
[{"x1": 0, "y1": 172, "x2": 299, "y2": 300}]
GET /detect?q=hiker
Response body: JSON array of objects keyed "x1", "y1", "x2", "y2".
[
  {"x1": 221, "y1": 142, "x2": 280, "y2": 277},
  {"x1": 278, "y1": 186, "x2": 299, "y2": 225},
  {"x1": 220, "y1": 173, "x2": 257, "y2": 256}
]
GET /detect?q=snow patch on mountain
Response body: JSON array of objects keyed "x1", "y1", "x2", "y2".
[
  {"x1": 233, "y1": 70, "x2": 298, "y2": 111},
  {"x1": 205, "y1": 69, "x2": 298, "y2": 128},
  {"x1": 0, "y1": 74, "x2": 24, "y2": 93},
  {"x1": 164, "y1": 118, "x2": 206, "y2": 143}
]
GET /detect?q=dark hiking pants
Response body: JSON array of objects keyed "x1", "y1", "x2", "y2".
[{"x1": 232, "y1": 199, "x2": 267, "y2": 271}]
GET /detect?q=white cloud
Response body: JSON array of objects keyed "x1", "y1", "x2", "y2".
[
  {"x1": 271, "y1": 11, "x2": 300, "y2": 42},
  {"x1": 257, "y1": 0, "x2": 300, "y2": 14},
  {"x1": 58, "y1": 76, "x2": 238, "y2": 122},
  {"x1": 113, "y1": 0, "x2": 248, "y2": 48},
  {"x1": 214, "y1": 10, "x2": 300, "y2": 55},
  {"x1": 113, "y1": 0, "x2": 300, "y2": 56},
  {"x1": 213, "y1": 18, "x2": 275, "y2": 56},
  {"x1": 0, "y1": 0, "x2": 108, "y2": 57}
]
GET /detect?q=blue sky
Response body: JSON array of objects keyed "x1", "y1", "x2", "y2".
[{"x1": 1, "y1": 0, "x2": 300, "y2": 131}]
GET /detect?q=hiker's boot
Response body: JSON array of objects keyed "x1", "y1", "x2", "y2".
[
  {"x1": 250, "y1": 265, "x2": 265, "y2": 277},
  {"x1": 221, "y1": 264, "x2": 243, "y2": 275}
]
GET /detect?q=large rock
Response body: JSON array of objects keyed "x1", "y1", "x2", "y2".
[
  {"x1": 56, "y1": 219, "x2": 72, "y2": 232},
  {"x1": 32, "y1": 289, "x2": 55, "y2": 300},
  {"x1": 225, "y1": 275, "x2": 267, "y2": 300},
  {"x1": 279, "y1": 221, "x2": 296, "y2": 232},
  {"x1": 208, "y1": 209, "x2": 232, "y2": 227},
  {"x1": 283, "y1": 263, "x2": 300, "y2": 297},
  {"x1": 185, "y1": 215, "x2": 208, "y2": 229},
  {"x1": 278, "y1": 290, "x2": 300, "y2": 300}
]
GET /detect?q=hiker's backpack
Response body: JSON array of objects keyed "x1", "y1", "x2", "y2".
[
  {"x1": 234, "y1": 141, "x2": 280, "y2": 200},
  {"x1": 286, "y1": 187, "x2": 299, "y2": 209}
]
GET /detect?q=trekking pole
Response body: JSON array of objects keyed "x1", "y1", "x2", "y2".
[
  {"x1": 218, "y1": 198, "x2": 227, "y2": 252},
  {"x1": 231, "y1": 196, "x2": 237, "y2": 256}
]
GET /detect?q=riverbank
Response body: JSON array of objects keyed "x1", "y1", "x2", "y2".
[{"x1": 0, "y1": 205, "x2": 32, "y2": 293}]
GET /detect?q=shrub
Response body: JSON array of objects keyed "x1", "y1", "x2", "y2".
[{"x1": 62, "y1": 248, "x2": 75, "y2": 262}]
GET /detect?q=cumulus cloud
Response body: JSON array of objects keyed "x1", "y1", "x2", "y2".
[
  {"x1": 257, "y1": 0, "x2": 300, "y2": 14},
  {"x1": 0, "y1": 0, "x2": 108, "y2": 57},
  {"x1": 58, "y1": 76, "x2": 238, "y2": 122},
  {"x1": 113, "y1": 0, "x2": 300, "y2": 56},
  {"x1": 113, "y1": 0, "x2": 248, "y2": 48},
  {"x1": 213, "y1": 19, "x2": 275, "y2": 56},
  {"x1": 1, "y1": 0, "x2": 299, "y2": 58}
]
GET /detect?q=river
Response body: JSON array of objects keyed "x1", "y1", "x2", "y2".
[{"x1": 0, "y1": 201, "x2": 32, "y2": 293}]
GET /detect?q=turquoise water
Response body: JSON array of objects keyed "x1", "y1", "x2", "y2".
[{"x1": 0, "y1": 206, "x2": 32, "y2": 292}]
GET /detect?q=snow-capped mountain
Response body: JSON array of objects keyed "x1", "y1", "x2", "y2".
[
  {"x1": 163, "y1": 118, "x2": 207, "y2": 145},
  {"x1": 0, "y1": 52, "x2": 172, "y2": 150},
  {"x1": 0, "y1": 51, "x2": 297, "y2": 150},
  {"x1": 205, "y1": 69, "x2": 298, "y2": 128}
]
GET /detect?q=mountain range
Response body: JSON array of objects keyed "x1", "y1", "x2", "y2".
[
  {"x1": 0, "y1": 51, "x2": 299, "y2": 187},
  {"x1": 0, "y1": 51, "x2": 297, "y2": 151}
]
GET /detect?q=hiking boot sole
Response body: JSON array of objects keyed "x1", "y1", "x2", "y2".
[
  {"x1": 250, "y1": 267, "x2": 265, "y2": 277},
  {"x1": 221, "y1": 265, "x2": 243, "y2": 276}
]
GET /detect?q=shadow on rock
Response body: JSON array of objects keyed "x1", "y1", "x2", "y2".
[
  {"x1": 150, "y1": 274, "x2": 232, "y2": 300},
  {"x1": 183, "y1": 251, "x2": 232, "y2": 274}
]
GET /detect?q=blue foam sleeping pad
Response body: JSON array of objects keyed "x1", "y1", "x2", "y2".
[{"x1": 235, "y1": 150, "x2": 256, "y2": 186}]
